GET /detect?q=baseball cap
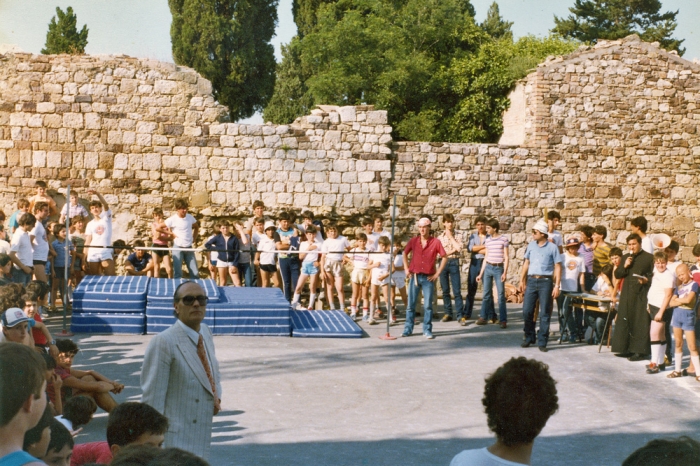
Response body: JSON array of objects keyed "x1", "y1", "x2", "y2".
[
  {"x1": 417, "y1": 217, "x2": 432, "y2": 227},
  {"x1": 2, "y1": 308, "x2": 29, "y2": 328},
  {"x1": 565, "y1": 235, "x2": 580, "y2": 247}
]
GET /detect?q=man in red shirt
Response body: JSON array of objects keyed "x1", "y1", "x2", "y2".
[{"x1": 402, "y1": 217, "x2": 448, "y2": 339}]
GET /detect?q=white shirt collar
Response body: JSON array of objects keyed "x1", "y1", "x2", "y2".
[{"x1": 176, "y1": 318, "x2": 200, "y2": 344}]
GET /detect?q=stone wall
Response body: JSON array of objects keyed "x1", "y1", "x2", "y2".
[{"x1": 1, "y1": 34, "x2": 700, "y2": 283}]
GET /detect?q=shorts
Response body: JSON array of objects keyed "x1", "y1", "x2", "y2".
[
  {"x1": 391, "y1": 274, "x2": 406, "y2": 289},
  {"x1": 351, "y1": 268, "x2": 370, "y2": 286},
  {"x1": 87, "y1": 250, "x2": 113, "y2": 262},
  {"x1": 302, "y1": 262, "x2": 319, "y2": 275},
  {"x1": 33, "y1": 260, "x2": 47, "y2": 266},
  {"x1": 260, "y1": 264, "x2": 277, "y2": 273},
  {"x1": 53, "y1": 267, "x2": 68, "y2": 278},
  {"x1": 323, "y1": 259, "x2": 344, "y2": 277},
  {"x1": 217, "y1": 261, "x2": 236, "y2": 268},
  {"x1": 371, "y1": 268, "x2": 389, "y2": 286},
  {"x1": 152, "y1": 243, "x2": 170, "y2": 257},
  {"x1": 671, "y1": 309, "x2": 696, "y2": 331}
]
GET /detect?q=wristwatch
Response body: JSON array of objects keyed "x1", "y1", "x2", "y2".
[{"x1": 50, "y1": 340, "x2": 56, "y2": 345}]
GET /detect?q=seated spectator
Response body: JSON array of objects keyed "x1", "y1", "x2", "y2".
[
  {"x1": 22, "y1": 405, "x2": 53, "y2": 460},
  {"x1": 622, "y1": 436, "x2": 700, "y2": 466},
  {"x1": 450, "y1": 357, "x2": 559, "y2": 466},
  {"x1": 125, "y1": 241, "x2": 155, "y2": 277},
  {"x1": 2, "y1": 307, "x2": 35, "y2": 347},
  {"x1": 42, "y1": 352, "x2": 64, "y2": 415},
  {"x1": 71, "y1": 402, "x2": 169, "y2": 466},
  {"x1": 55, "y1": 395, "x2": 96, "y2": 432},
  {"x1": 41, "y1": 419, "x2": 74, "y2": 466},
  {"x1": 586, "y1": 264, "x2": 617, "y2": 345},
  {"x1": 0, "y1": 342, "x2": 48, "y2": 466},
  {"x1": 23, "y1": 282, "x2": 59, "y2": 356},
  {"x1": 110, "y1": 446, "x2": 209, "y2": 466},
  {"x1": 54, "y1": 339, "x2": 124, "y2": 413}
]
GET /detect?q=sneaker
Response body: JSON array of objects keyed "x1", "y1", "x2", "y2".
[
  {"x1": 475, "y1": 318, "x2": 488, "y2": 325},
  {"x1": 390, "y1": 314, "x2": 397, "y2": 324},
  {"x1": 441, "y1": 315, "x2": 453, "y2": 322},
  {"x1": 368, "y1": 318, "x2": 378, "y2": 325},
  {"x1": 499, "y1": 321, "x2": 507, "y2": 329},
  {"x1": 458, "y1": 317, "x2": 468, "y2": 326},
  {"x1": 490, "y1": 317, "x2": 498, "y2": 324},
  {"x1": 362, "y1": 315, "x2": 369, "y2": 322},
  {"x1": 401, "y1": 331, "x2": 411, "y2": 337},
  {"x1": 646, "y1": 363, "x2": 660, "y2": 374},
  {"x1": 538, "y1": 346, "x2": 548, "y2": 353},
  {"x1": 424, "y1": 332, "x2": 435, "y2": 339},
  {"x1": 350, "y1": 313, "x2": 357, "y2": 321}
]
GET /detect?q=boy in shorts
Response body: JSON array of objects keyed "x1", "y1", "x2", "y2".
[
  {"x1": 666, "y1": 263, "x2": 700, "y2": 381},
  {"x1": 291, "y1": 225, "x2": 324, "y2": 310},
  {"x1": 345, "y1": 232, "x2": 375, "y2": 321},
  {"x1": 84, "y1": 189, "x2": 115, "y2": 276},
  {"x1": 321, "y1": 224, "x2": 350, "y2": 311},
  {"x1": 369, "y1": 236, "x2": 392, "y2": 325},
  {"x1": 255, "y1": 221, "x2": 281, "y2": 288},
  {"x1": 150, "y1": 208, "x2": 173, "y2": 279}
]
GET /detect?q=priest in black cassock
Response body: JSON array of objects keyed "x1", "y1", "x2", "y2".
[{"x1": 612, "y1": 233, "x2": 654, "y2": 361}]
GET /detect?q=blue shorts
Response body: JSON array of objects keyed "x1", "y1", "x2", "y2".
[
  {"x1": 671, "y1": 309, "x2": 696, "y2": 331},
  {"x1": 302, "y1": 262, "x2": 319, "y2": 275}
]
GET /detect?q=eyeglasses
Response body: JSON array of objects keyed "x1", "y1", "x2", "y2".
[{"x1": 179, "y1": 295, "x2": 208, "y2": 306}]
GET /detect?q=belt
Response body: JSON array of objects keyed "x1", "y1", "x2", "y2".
[
  {"x1": 529, "y1": 275, "x2": 552, "y2": 279},
  {"x1": 487, "y1": 262, "x2": 504, "y2": 267}
]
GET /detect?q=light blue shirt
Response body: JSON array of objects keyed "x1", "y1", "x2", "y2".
[
  {"x1": 524, "y1": 240, "x2": 562, "y2": 275},
  {"x1": 467, "y1": 232, "x2": 489, "y2": 259}
]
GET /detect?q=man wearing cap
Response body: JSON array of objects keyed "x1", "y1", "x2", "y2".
[
  {"x1": 518, "y1": 219, "x2": 562, "y2": 352},
  {"x1": 402, "y1": 217, "x2": 448, "y2": 339}
]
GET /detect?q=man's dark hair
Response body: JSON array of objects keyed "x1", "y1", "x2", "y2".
[
  {"x1": 593, "y1": 225, "x2": 607, "y2": 239},
  {"x1": 0, "y1": 253, "x2": 10, "y2": 268},
  {"x1": 26, "y1": 280, "x2": 50, "y2": 303},
  {"x1": 63, "y1": 395, "x2": 97, "y2": 428},
  {"x1": 53, "y1": 223, "x2": 67, "y2": 237},
  {"x1": 35, "y1": 181, "x2": 47, "y2": 189},
  {"x1": 56, "y1": 339, "x2": 79, "y2": 355},
  {"x1": 443, "y1": 213, "x2": 455, "y2": 223},
  {"x1": 88, "y1": 200, "x2": 103, "y2": 209},
  {"x1": 23, "y1": 404, "x2": 53, "y2": 451},
  {"x1": 693, "y1": 244, "x2": 700, "y2": 257},
  {"x1": 546, "y1": 211, "x2": 561, "y2": 221},
  {"x1": 133, "y1": 240, "x2": 146, "y2": 248},
  {"x1": 630, "y1": 216, "x2": 648, "y2": 233},
  {"x1": 361, "y1": 217, "x2": 373, "y2": 227},
  {"x1": 277, "y1": 211, "x2": 290, "y2": 222},
  {"x1": 486, "y1": 218, "x2": 500, "y2": 232},
  {"x1": 149, "y1": 448, "x2": 211, "y2": 466},
  {"x1": 304, "y1": 224, "x2": 317, "y2": 235},
  {"x1": 610, "y1": 247, "x2": 623, "y2": 258},
  {"x1": 0, "y1": 343, "x2": 47, "y2": 427},
  {"x1": 579, "y1": 225, "x2": 594, "y2": 239},
  {"x1": 252, "y1": 200, "x2": 265, "y2": 209},
  {"x1": 666, "y1": 240, "x2": 679, "y2": 253},
  {"x1": 302, "y1": 210, "x2": 314, "y2": 220},
  {"x1": 482, "y1": 357, "x2": 558, "y2": 446},
  {"x1": 41, "y1": 351, "x2": 56, "y2": 371},
  {"x1": 174, "y1": 198, "x2": 188, "y2": 210},
  {"x1": 46, "y1": 418, "x2": 74, "y2": 455},
  {"x1": 33, "y1": 201, "x2": 48, "y2": 215},
  {"x1": 627, "y1": 233, "x2": 642, "y2": 245},
  {"x1": 475, "y1": 215, "x2": 488, "y2": 224},
  {"x1": 18, "y1": 213, "x2": 37, "y2": 228},
  {"x1": 601, "y1": 264, "x2": 614, "y2": 282},
  {"x1": 106, "y1": 402, "x2": 169, "y2": 448},
  {"x1": 622, "y1": 436, "x2": 700, "y2": 466}
]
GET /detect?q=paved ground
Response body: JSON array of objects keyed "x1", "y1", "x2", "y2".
[{"x1": 46, "y1": 303, "x2": 700, "y2": 466}]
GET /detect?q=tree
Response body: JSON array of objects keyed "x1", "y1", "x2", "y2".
[
  {"x1": 169, "y1": 0, "x2": 279, "y2": 121},
  {"x1": 292, "y1": 0, "x2": 337, "y2": 38},
  {"x1": 552, "y1": 0, "x2": 685, "y2": 55},
  {"x1": 41, "y1": 6, "x2": 89, "y2": 55},
  {"x1": 480, "y1": 2, "x2": 512, "y2": 40},
  {"x1": 262, "y1": 37, "x2": 313, "y2": 124}
]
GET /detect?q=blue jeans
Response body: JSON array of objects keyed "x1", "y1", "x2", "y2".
[
  {"x1": 279, "y1": 257, "x2": 300, "y2": 302},
  {"x1": 172, "y1": 249, "x2": 199, "y2": 279},
  {"x1": 522, "y1": 276, "x2": 554, "y2": 347},
  {"x1": 237, "y1": 261, "x2": 254, "y2": 287},
  {"x1": 463, "y1": 257, "x2": 489, "y2": 318},
  {"x1": 11, "y1": 266, "x2": 32, "y2": 285},
  {"x1": 404, "y1": 274, "x2": 435, "y2": 335},
  {"x1": 556, "y1": 292, "x2": 579, "y2": 341},
  {"x1": 480, "y1": 264, "x2": 507, "y2": 322},
  {"x1": 439, "y1": 259, "x2": 463, "y2": 318}
]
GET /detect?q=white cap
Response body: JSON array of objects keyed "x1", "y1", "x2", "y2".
[
  {"x1": 264, "y1": 221, "x2": 276, "y2": 231},
  {"x1": 417, "y1": 217, "x2": 432, "y2": 227},
  {"x1": 533, "y1": 220, "x2": 549, "y2": 235},
  {"x1": 2, "y1": 308, "x2": 29, "y2": 328}
]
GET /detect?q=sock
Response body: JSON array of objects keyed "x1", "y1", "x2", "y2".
[
  {"x1": 292, "y1": 293, "x2": 301, "y2": 305},
  {"x1": 308, "y1": 294, "x2": 316, "y2": 309},
  {"x1": 363, "y1": 307, "x2": 369, "y2": 316},
  {"x1": 658, "y1": 343, "x2": 666, "y2": 365},
  {"x1": 691, "y1": 355, "x2": 700, "y2": 375},
  {"x1": 351, "y1": 305, "x2": 357, "y2": 314},
  {"x1": 370, "y1": 302, "x2": 375, "y2": 315},
  {"x1": 650, "y1": 343, "x2": 659, "y2": 365},
  {"x1": 677, "y1": 353, "x2": 684, "y2": 373}
]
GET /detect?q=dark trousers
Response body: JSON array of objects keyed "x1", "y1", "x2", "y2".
[
  {"x1": 522, "y1": 276, "x2": 554, "y2": 347},
  {"x1": 279, "y1": 257, "x2": 300, "y2": 302},
  {"x1": 463, "y1": 257, "x2": 491, "y2": 318}
]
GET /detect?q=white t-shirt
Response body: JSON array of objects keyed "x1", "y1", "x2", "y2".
[
  {"x1": 297, "y1": 223, "x2": 324, "y2": 243},
  {"x1": 257, "y1": 236, "x2": 277, "y2": 265},
  {"x1": 252, "y1": 230, "x2": 265, "y2": 248},
  {"x1": 560, "y1": 253, "x2": 585, "y2": 292},
  {"x1": 350, "y1": 248, "x2": 371, "y2": 269},
  {"x1": 372, "y1": 252, "x2": 392, "y2": 280},
  {"x1": 322, "y1": 236, "x2": 350, "y2": 262},
  {"x1": 30, "y1": 221, "x2": 49, "y2": 261},
  {"x1": 667, "y1": 260, "x2": 680, "y2": 288},
  {"x1": 641, "y1": 236, "x2": 654, "y2": 255},
  {"x1": 165, "y1": 213, "x2": 197, "y2": 247},
  {"x1": 451, "y1": 448, "x2": 527, "y2": 466},
  {"x1": 10, "y1": 227, "x2": 33, "y2": 267},
  {"x1": 364, "y1": 233, "x2": 378, "y2": 252},
  {"x1": 647, "y1": 268, "x2": 674, "y2": 308},
  {"x1": 592, "y1": 276, "x2": 612, "y2": 296},
  {"x1": 300, "y1": 240, "x2": 323, "y2": 264},
  {"x1": 0, "y1": 239, "x2": 10, "y2": 255},
  {"x1": 370, "y1": 230, "x2": 392, "y2": 249},
  {"x1": 392, "y1": 254, "x2": 406, "y2": 281},
  {"x1": 85, "y1": 209, "x2": 113, "y2": 259},
  {"x1": 549, "y1": 230, "x2": 563, "y2": 249}
]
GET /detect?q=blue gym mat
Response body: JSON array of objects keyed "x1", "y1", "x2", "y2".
[
  {"x1": 71, "y1": 313, "x2": 147, "y2": 334},
  {"x1": 73, "y1": 275, "x2": 149, "y2": 314},
  {"x1": 146, "y1": 278, "x2": 221, "y2": 303},
  {"x1": 291, "y1": 310, "x2": 362, "y2": 338},
  {"x1": 210, "y1": 286, "x2": 291, "y2": 336}
]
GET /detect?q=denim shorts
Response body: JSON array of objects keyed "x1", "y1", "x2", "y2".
[
  {"x1": 671, "y1": 309, "x2": 696, "y2": 331},
  {"x1": 302, "y1": 262, "x2": 319, "y2": 275}
]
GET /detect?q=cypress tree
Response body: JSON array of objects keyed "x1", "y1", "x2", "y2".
[{"x1": 41, "y1": 6, "x2": 89, "y2": 55}]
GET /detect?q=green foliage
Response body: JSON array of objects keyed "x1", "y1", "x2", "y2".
[
  {"x1": 552, "y1": 0, "x2": 685, "y2": 55},
  {"x1": 480, "y1": 2, "x2": 512, "y2": 40},
  {"x1": 292, "y1": 0, "x2": 337, "y2": 38},
  {"x1": 508, "y1": 34, "x2": 581, "y2": 80},
  {"x1": 262, "y1": 37, "x2": 313, "y2": 124},
  {"x1": 169, "y1": 0, "x2": 279, "y2": 121},
  {"x1": 41, "y1": 6, "x2": 88, "y2": 55}
]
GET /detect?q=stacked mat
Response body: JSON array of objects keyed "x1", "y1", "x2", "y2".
[
  {"x1": 211, "y1": 287, "x2": 292, "y2": 336},
  {"x1": 291, "y1": 309, "x2": 362, "y2": 338},
  {"x1": 71, "y1": 275, "x2": 150, "y2": 334},
  {"x1": 145, "y1": 279, "x2": 219, "y2": 334}
]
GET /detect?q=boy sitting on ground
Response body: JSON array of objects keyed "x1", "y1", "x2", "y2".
[
  {"x1": 41, "y1": 419, "x2": 74, "y2": 466},
  {"x1": 125, "y1": 240, "x2": 155, "y2": 277}
]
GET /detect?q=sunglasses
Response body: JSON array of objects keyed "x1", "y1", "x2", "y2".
[{"x1": 179, "y1": 295, "x2": 208, "y2": 306}]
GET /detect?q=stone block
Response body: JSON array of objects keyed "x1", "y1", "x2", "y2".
[
  {"x1": 366, "y1": 110, "x2": 388, "y2": 124},
  {"x1": 367, "y1": 160, "x2": 391, "y2": 171},
  {"x1": 63, "y1": 113, "x2": 84, "y2": 128},
  {"x1": 154, "y1": 80, "x2": 178, "y2": 94}
]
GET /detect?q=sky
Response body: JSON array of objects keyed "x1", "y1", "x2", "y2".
[{"x1": 0, "y1": 0, "x2": 698, "y2": 123}]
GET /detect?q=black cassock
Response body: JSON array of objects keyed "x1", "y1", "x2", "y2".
[{"x1": 611, "y1": 250, "x2": 654, "y2": 355}]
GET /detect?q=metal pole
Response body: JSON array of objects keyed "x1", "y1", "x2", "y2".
[
  {"x1": 59, "y1": 184, "x2": 73, "y2": 336},
  {"x1": 380, "y1": 194, "x2": 397, "y2": 340}
]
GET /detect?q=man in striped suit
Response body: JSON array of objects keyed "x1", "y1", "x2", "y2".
[{"x1": 141, "y1": 281, "x2": 222, "y2": 460}]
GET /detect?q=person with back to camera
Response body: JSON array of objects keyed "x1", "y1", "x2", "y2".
[
  {"x1": 622, "y1": 436, "x2": 700, "y2": 466},
  {"x1": 450, "y1": 357, "x2": 558, "y2": 466}
]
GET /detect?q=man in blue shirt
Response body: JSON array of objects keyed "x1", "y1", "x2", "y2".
[
  {"x1": 518, "y1": 220, "x2": 562, "y2": 352},
  {"x1": 462, "y1": 215, "x2": 491, "y2": 324}
]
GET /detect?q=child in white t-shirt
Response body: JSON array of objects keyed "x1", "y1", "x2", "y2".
[
  {"x1": 646, "y1": 251, "x2": 675, "y2": 374},
  {"x1": 390, "y1": 240, "x2": 408, "y2": 320},
  {"x1": 291, "y1": 226, "x2": 323, "y2": 310},
  {"x1": 344, "y1": 232, "x2": 375, "y2": 321},
  {"x1": 320, "y1": 224, "x2": 350, "y2": 311},
  {"x1": 558, "y1": 236, "x2": 585, "y2": 343},
  {"x1": 369, "y1": 237, "x2": 392, "y2": 324},
  {"x1": 255, "y1": 221, "x2": 281, "y2": 288}
]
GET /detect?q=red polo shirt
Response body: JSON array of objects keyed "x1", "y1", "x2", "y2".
[{"x1": 405, "y1": 235, "x2": 446, "y2": 275}]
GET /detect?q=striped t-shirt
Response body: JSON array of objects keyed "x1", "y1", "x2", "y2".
[
  {"x1": 593, "y1": 242, "x2": 611, "y2": 276},
  {"x1": 484, "y1": 235, "x2": 509, "y2": 264}
]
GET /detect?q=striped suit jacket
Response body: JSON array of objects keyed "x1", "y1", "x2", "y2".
[{"x1": 141, "y1": 321, "x2": 222, "y2": 459}]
